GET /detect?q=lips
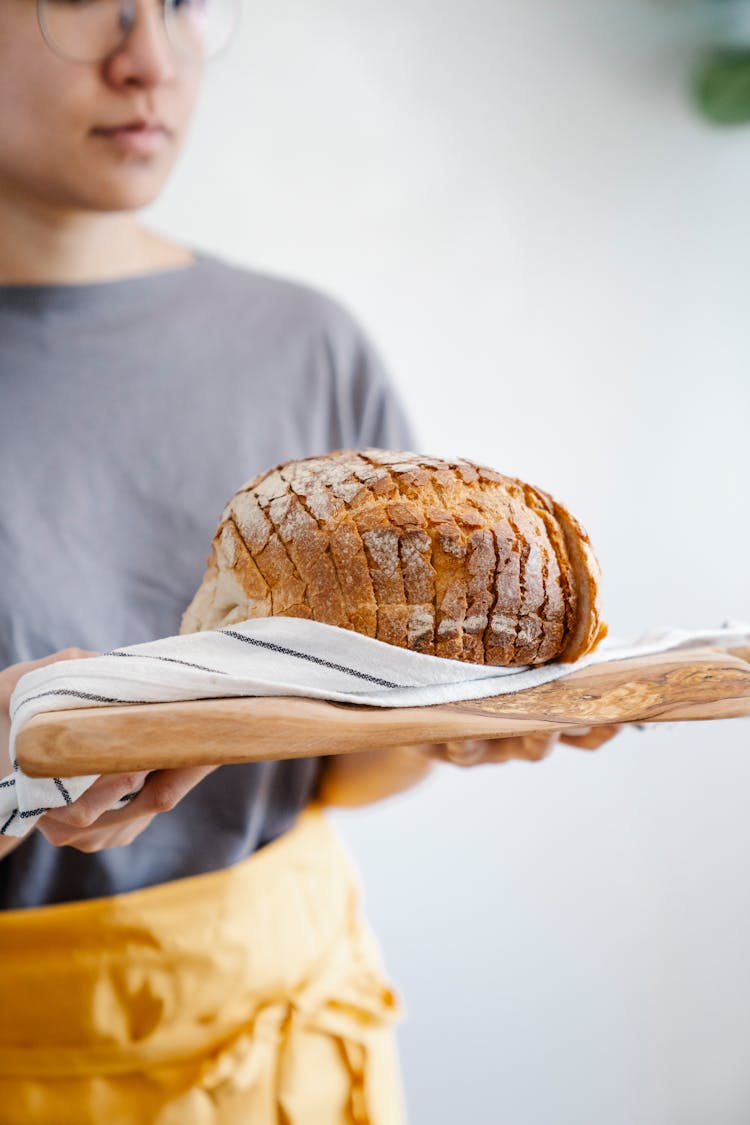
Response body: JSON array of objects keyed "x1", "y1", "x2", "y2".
[
  {"x1": 90, "y1": 119, "x2": 171, "y2": 156},
  {"x1": 93, "y1": 119, "x2": 168, "y2": 135}
]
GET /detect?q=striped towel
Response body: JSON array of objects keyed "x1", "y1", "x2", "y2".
[{"x1": 2, "y1": 617, "x2": 749, "y2": 837}]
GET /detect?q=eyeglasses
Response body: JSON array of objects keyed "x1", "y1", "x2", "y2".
[{"x1": 36, "y1": 0, "x2": 240, "y2": 64}]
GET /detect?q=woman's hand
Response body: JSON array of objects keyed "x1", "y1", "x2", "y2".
[
  {"x1": 35, "y1": 763, "x2": 218, "y2": 852},
  {"x1": 1, "y1": 647, "x2": 218, "y2": 853},
  {"x1": 0, "y1": 647, "x2": 102, "y2": 777},
  {"x1": 422, "y1": 724, "x2": 625, "y2": 767},
  {"x1": 316, "y1": 725, "x2": 627, "y2": 808}
]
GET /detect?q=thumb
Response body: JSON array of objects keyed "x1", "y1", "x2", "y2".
[
  {"x1": 26, "y1": 648, "x2": 100, "y2": 674},
  {"x1": 4, "y1": 648, "x2": 100, "y2": 699}
]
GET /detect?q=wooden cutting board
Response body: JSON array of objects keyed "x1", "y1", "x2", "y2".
[{"x1": 14, "y1": 643, "x2": 750, "y2": 778}]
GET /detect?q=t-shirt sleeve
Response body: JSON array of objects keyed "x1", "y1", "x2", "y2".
[
  {"x1": 349, "y1": 330, "x2": 421, "y2": 453},
  {"x1": 318, "y1": 295, "x2": 422, "y2": 454}
]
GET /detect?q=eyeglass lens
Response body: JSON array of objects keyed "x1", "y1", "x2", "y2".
[{"x1": 37, "y1": 0, "x2": 239, "y2": 64}]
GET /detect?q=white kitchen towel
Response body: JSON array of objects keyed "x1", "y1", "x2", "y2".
[{"x1": 2, "y1": 617, "x2": 749, "y2": 837}]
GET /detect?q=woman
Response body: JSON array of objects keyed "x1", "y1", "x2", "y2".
[{"x1": 0, "y1": 1, "x2": 621, "y2": 1120}]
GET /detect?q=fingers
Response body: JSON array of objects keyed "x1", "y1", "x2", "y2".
[
  {"x1": 38, "y1": 812, "x2": 158, "y2": 852},
  {"x1": 432, "y1": 724, "x2": 626, "y2": 762},
  {"x1": 92, "y1": 816, "x2": 158, "y2": 851},
  {"x1": 45, "y1": 647, "x2": 100, "y2": 662},
  {"x1": 19, "y1": 648, "x2": 99, "y2": 678},
  {"x1": 424, "y1": 724, "x2": 625, "y2": 769},
  {"x1": 36, "y1": 764, "x2": 219, "y2": 850},
  {"x1": 56, "y1": 764, "x2": 218, "y2": 831},
  {"x1": 484, "y1": 732, "x2": 558, "y2": 763},
  {"x1": 558, "y1": 723, "x2": 625, "y2": 750},
  {"x1": 422, "y1": 739, "x2": 494, "y2": 767},
  {"x1": 40, "y1": 770, "x2": 151, "y2": 829},
  {"x1": 439, "y1": 740, "x2": 488, "y2": 767},
  {"x1": 426, "y1": 731, "x2": 559, "y2": 768},
  {"x1": 112, "y1": 764, "x2": 218, "y2": 819}
]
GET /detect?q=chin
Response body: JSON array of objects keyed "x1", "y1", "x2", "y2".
[
  {"x1": 66, "y1": 135, "x2": 183, "y2": 211},
  {"x1": 75, "y1": 166, "x2": 176, "y2": 213},
  {"x1": 88, "y1": 185, "x2": 168, "y2": 212}
]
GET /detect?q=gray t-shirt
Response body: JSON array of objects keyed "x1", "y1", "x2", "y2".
[{"x1": 0, "y1": 251, "x2": 418, "y2": 910}]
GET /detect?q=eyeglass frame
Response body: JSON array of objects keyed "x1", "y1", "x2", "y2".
[{"x1": 35, "y1": 0, "x2": 240, "y2": 65}]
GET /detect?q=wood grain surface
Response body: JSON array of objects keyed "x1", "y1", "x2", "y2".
[{"x1": 15, "y1": 644, "x2": 750, "y2": 778}]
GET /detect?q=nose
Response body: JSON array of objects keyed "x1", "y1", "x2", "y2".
[{"x1": 103, "y1": 0, "x2": 179, "y2": 88}]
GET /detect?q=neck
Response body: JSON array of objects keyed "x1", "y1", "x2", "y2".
[{"x1": 0, "y1": 185, "x2": 192, "y2": 285}]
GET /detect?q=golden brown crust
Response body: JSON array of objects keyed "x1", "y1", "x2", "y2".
[
  {"x1": 180, "y1": 449, "x2": 607, "y2": 666},
  {"x1": 547, "y1": 498, "x2": 608, "y2": 662}
]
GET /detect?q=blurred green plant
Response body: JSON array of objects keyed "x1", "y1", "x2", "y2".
[
  {"x1": 693, "y1": 0, "x2": 750, "y2": 122},
  {"x1": 695, "y1": 48, "x2": 750, "y2": 121}
]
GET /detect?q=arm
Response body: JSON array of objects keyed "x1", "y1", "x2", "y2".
[{"x1": 315, "y1": 743, "x2": 437, "y2": 808}]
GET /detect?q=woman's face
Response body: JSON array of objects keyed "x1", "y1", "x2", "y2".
[{"x1": 0, "y1": 0, "x2": 204, "y2": 214}]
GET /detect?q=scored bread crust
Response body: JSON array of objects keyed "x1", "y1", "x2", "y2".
[{"x1": 180, "y1": 449, "x2": 608, "y2": 666}]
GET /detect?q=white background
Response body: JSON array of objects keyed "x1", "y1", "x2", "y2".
[{"x1": 146, "y1": 2, "x2": 750, "y2": 1121}]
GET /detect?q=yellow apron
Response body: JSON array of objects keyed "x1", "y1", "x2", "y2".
[{"x1": 0, "y1": 802, "x2": 408, "y2": 1124}]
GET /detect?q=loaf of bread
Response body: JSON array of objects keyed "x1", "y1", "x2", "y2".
[{"x1": 180, "y1": 449, "x2": 608, "y2": 666}]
